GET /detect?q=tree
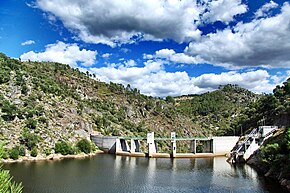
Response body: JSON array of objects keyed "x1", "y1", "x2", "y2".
[
  {"x1": 9, "y1": 147, "x2": 19, "y2": 160},
  {"x1": 1, "y1": 100, "x2": 17, "y2": 121},
  {"x1": 55, "y1": 141, "x2": 74, "y2": 155},
  {"x1": 165, "y1": 96, "x2": 175, "y2": 104},
  {"x1": 20, "y1": 129, "x2": 38, "y2": 150},
  {"x1": 25, "y1": 118, "x2": 37, "y2": 130},
  {"x1": 0, "y1": 142, "x2": 7, "y2": 159},
  {"x1": 76, "y1": 139, "x2": 92, "y2": 154},
  {"x1": 30, "y1": 147, "x2": 38, "y2": 157}
]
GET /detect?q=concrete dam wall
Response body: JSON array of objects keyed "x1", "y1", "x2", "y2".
[{"x1": 91, "y1": 133, "x2": 240, "y2": 158}]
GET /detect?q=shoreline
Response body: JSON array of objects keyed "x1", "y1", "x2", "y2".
[
  {"x1": 0, "y1": 150, "x2": 104, "y2": 164},
  {"x1": 247, "y1": 153, "x2": 290, "y2": 192}
]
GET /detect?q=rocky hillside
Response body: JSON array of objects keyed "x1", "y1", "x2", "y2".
[
  {"x1": 2, "y1": 52, "x2": 277, "y2": 155},
  {"x1": 0, "y1": 53, "x2": 204, "y2": 153},
  {"x1": 247, "y1": 128, "x2": 290, "y2": 191},
  {"x1": 175, "y1": 84, "x2": 260, "y2": 136}
]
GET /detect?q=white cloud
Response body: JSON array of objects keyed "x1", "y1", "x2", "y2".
[
  {"x1": 192, "y1": 70, "x2": 274, "y2": 93},
  {"x1": 255, "y1": 0, "x2": 278, "y2": 18},
  {"x1": 20, "y1": 41, "x2": 97, "y2": 67},
  {"x1": 101, "y1": 53, "x2": 112, "y2": 59},
  {"x1": 124, "y1": 60, "x2": 137, "y2": 67},
  {"x1": 202, "y1": 0, "x2": 247, "y2": 24},
  {"x1": 185, "y1": 2, "x2": 290, "y2": 69},
  {"x1": 21, "y1": 40, "x2": 35, "y2": 46},
  {"x1": 145, "y1": 49, "x2": 204, "y2": 64},
  {"x1": 120, "y1": 48, "x2": 131, "y2": 54},
  {"x1": 89, "y1": 60, "x2": 202, "y2": 97},
  {"x1": 36, "y1": 0, "x2": 202, "y2": 47},
  {"x1": 89, "y1": 59, "x2": 276, "y2": 97}
]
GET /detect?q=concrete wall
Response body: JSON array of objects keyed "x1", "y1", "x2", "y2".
[
  {"x1": 90, "y1": 135, "x2": 117, "y2": 153},
  {"x1": 244, "y1": 138, "x2": 259, "y2": 160},
  {"x1": 212, "y1": 136, "x2": 239, "y2": 154},
  {"x1": 91, "y1": 134, "x2": 240, "y2": 156}
]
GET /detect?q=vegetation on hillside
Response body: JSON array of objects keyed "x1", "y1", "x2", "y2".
[
  {"x1": 244, "y1": 79, "x2": 290, "y2": 187},
  {"x1": 260, "y1": 129, "x2": 290, "y2": 172},
  {"x1": 247, "y1": 128, "x2": 290, "y2": 190},
  {"x1": 1, "y1": 52, "x2": 289, "y2": 156},
  {"x1": 0, "y1": 53, "x2": 204, "y2": 157},
  {"x1": 175, "y1": 84, "x2": 259, "y2": 135},
  {"x1": 0, "y1": 143, "x2": 23, "y2": 192},
  {"x1": 236, "y1": 78, "x2": 290, "y2": 133}
]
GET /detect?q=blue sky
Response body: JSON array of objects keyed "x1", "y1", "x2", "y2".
[{"x1": 0, "y1": 0, "x2": 290, "y2": 97}]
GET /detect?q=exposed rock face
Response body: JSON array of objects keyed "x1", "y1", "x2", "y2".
[
  {"x1": 247, "y1": 149, "x2": 290, "y2": 192},
  {"x1": 124, "y1": 106, "x2": 135, "y2": 118}
]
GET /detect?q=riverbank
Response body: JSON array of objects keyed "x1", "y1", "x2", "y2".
[
  {"x1": 247, "y1": 151, "x2": 290, "y2": 192},
  {"x1": 0, "y1": 150, "x2": 104, "y2": 163}
]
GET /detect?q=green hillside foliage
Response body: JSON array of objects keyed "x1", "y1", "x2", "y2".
[
  {"x1": 258, "y1": 128, "x2": 290, "y2": 180},
  {"x1": 0, "y1": 53, "x2": 204, "y2": 155},
  {"x1": 1, "y1": 52, "x2": 289, "y2": 155},
  {"x1": 176, "y1": 84, "x2": 259, "y2": 135},
  {"x1": 235, "y1": 78, "x2": 290, "y2": 133}
]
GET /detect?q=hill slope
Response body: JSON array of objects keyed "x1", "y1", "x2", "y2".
[
  {"x1": 0, "y1": 53, "x2": 205, "y2": 153},
  {"x1": 0, "y1": 53, "x2": 268, "y2": 154},
  {"x1": 175, "y1": 84, "x2": 260, "y2": 135}
]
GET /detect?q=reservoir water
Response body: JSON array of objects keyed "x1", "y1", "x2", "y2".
[{"x1": 3, "y1": 154, "x2": 286, "y2": 193}]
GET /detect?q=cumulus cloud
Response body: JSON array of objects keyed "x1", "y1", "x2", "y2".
[
  {"x1": 20, "y1": 41, "x2": 97, "y2": 67},
  {"x1": 192, "y1": 70, "x2": 273, "y2": 93},
  {"x1": 36, "y1": 0, "x2": 202, "y2": 47},
  {"x1": 185, "y1": 2, "x2": 290, "y2": 69},
  {"x1": 21, "y1": 40, "x2": 35, "y2": 46},
  {"x1": 145, "y1": 48, "x2": 204, "y2": 64},
  {"x1": 89, "y1": 60, "x2": 202, "y2": 97},
  {"x1": 255, "y1": 0, "x2": 279, "y2": 18},
  {"x1": 101, "y1": 53, "x2": 112, "y2": 59},
  {"x1": 202, "y1": 0, "x2": 247, "y2": 24},
  {"x1": 89, "y1": 59, "x2": 276, "y2": 97}
]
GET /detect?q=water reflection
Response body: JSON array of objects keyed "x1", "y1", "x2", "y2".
[{"x1": 3, "y1": 155, "x2": 287, "y2": 193}]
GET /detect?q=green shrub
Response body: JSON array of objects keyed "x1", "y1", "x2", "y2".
[
  {"x1": 0, "y1": 142, "x2": 6, "y2": 159},
  {"x1": 43, "y1": 148, "x2": 51, "y2": 156},
  {"x1": 76, "y1": 139, "x2": 92, "y2": 154},
  {"x1": 0, "y1": 66, "x2": 10, "y2": 84},
  {"x1": 18, "y1": 145, "x2": 26, "y2": 156},
  {"x1": 20, "y1": 129, "x2": 38, "y2": 150},
  {"x1": 9, "y1": 147, "x2": 19, "y2": 160},
  {"x1": 55, "y1": 141, "x2": 74, "y2": 155},
  {"x1": 165, "y1": 96, "x2": 175, "y2": 104},
  {"x1": 1, "y1": 100, "x2": 17, "y2": 121},
  {"x1": 25, "y1": 118, "x2": 37, "y2": 130},
  {"x1": 30, "y1": 147, "x2": 38, "y2": 157},
  {"x1": 21, "y1": 85, "x2": 28, "y2": 95},
  {"x1": 91, "y1": 142, "x2": 97, "y2": 152},
  {"x1": 38, "y1": 116, "x2": 48, "y2": 124},
  {"x1": 260, "y1": 143, "x2": 280, "y2": 164},
  {"x1": 0, "y1": 166, "x2": 23, "y2": 193}
]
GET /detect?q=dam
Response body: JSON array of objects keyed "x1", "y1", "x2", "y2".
[{"x1": 90, "y1": 132, "x2": 240, "y2": 158}]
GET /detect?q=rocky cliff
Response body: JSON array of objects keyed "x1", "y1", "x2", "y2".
[{"x1": 247, "y1": 128, "x2": 290, "y2": 191}]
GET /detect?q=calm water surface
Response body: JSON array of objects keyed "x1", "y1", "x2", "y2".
[{"x1": 3, "y1": 154, "x2": 286, "y2": 193}]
